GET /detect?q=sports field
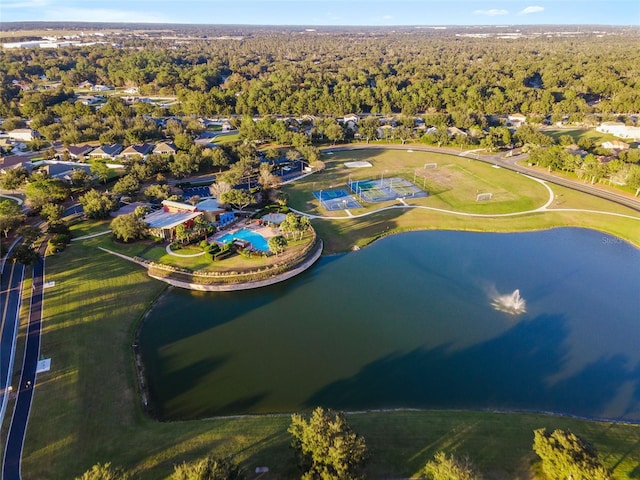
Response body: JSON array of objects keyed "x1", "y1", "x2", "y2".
[
  {"x1": 349, "y1": 177, "x2": 427, "y2": 202},
  {"x1": 284, "y1": 148, "x2": 551, "y2": 216},
  {"x1": 312, "y1": 189, "x2": 362, "y2": 210}
]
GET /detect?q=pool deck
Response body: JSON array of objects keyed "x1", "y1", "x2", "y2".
[{"x1": 211, "y1": 220, "x2": 280, "y2": 245}]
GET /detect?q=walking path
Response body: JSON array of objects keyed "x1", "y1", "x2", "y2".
[
  {"x1": 0, "y1": 194, "x2": 24, "y2": 205},
  {"x1": 70, "y1": 230, "x2": 111, "y2": 241}
]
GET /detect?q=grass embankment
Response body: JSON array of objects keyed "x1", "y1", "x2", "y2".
[
  {"x1": 21, "y1": 241, "x2": 640, "y2": 479},
  {"x1": 284, "y1": 149, "x2": 640, "y2": 253}
]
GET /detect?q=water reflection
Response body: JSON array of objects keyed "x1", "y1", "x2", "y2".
[{"x1": 141, "y1": 229, "x2": 640, "y2": 420}]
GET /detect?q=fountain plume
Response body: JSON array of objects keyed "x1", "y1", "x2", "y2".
[{"x1": 491, "y1": 289, "x2": 526, "y2": 315}]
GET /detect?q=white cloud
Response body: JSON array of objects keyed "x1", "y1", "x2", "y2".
[
  {"x1": 2, "y1": 0, "x2": 51, "y2": 8},
  {"x1": 43, "y1": 7, "x2": 173, "y2": 23},
  {"x1": 519, "y1": 5, "x2": 545, "y2": 15},
  {"x1": 381, "y1": 15, "x2": 394, "y2": 20},
  {"x1": 474, "y1": 9, "x2": 509, "y2": 16}
]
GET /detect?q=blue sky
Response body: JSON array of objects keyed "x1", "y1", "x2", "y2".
[{"x1": 1, "y1": 0, "x2": 639, "y2": 25}]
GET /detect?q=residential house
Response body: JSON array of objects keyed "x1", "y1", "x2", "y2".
[
  {"x1": 152, "y1": 141, "x2": 178, "y2": 156},
  {"x1": 43, "y1": 162, "x2": 92, "y2": 182},
  {"x1": 77, "y1": 95, "x2": 104, "y2": 106},
  {"x1": 342, "y1": 114, "x2": 359, "y2": 125},
  {"x1": 124, "y1": 87, "x2": 139, "y2": 94},
  {"x1": 507, "y1": 114, "x2": 527, "y2": 127},
  {"x1": 447, "y1": 127, "x2": 468, "y2": 137},
  {"x1": 88, "y1": 143, "x2": 123, "y2": 160},
  {"x1": 377, "y1": 124, "x2": 395, "y2": 139},
  {"x1": 565, "y1": 144, "x2": 588, "y2": 157},
  {"x1": 11, "y1": 80, "x2": 32, "y2": 91},
  {"x1": 0, "y1": 155, "x2": 30, "y2": 173},
  {"x1": 77, "y1": 81, "x2": 94, "y2": 89},
  {"x1": 8, "y1": 129, "x2": 41, "y2": 142},
  {"x1": 60, "y1": 144, "x2": 94, "y2": 160},
  {"x1": 41, "y1": 82, "x2": 62, "y2": 90},
  {"x1": 120, "y1": 143, "x2": 154, "y2": 159},
  {"x1": 0, "y1": 138, "x2": 27, "y2": 153},
  {"x1": 91, "y1": 84, "x2": 113, "y2": 92},
  {"x1": 602, "y1": 140, "x2": 630, "y2": 151}
]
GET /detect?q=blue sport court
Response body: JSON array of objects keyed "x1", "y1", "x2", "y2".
[
  {"x1": 348, "y1": 177, "x2": 427, "y2": 203},
  {"x1": 182, "y1": 186, "x2": 211, "y2": 199},
  {"x1": 312, "y1": 189, "x2": 362, "y2": 211}
]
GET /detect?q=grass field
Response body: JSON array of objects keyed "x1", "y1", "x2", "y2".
[
  {"x1": 284, "y1": 148, "x2": 640, "y2": 253},
  {"x1": 12, "y1": 147, "x2": 640, "y2": 479},
  {"x1": 543, "y1": 128, "x2": 625, "y2": 146},
  {"x1": 17, "y1": 241, "x2": 640, "y2": 479},
  {"x1": 285, "y1": 149, "x2": 551, "y2": 218},
  {"x1": 213, "y1": 133, "x2": 241, "y2": 144}
]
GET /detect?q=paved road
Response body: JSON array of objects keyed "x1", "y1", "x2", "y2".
[
  {"x1": 2, "y1": 252, "x2": 45, "y2": 480},
  {"x1": 328, "y1": 144, "x2": 640, "y2": 213},
  {"x1": 63, "y1": 203, "x2": 83, "y2": 217},
  {"x1": 0, "y1": 260, "x2": 25, "y2": 426}
]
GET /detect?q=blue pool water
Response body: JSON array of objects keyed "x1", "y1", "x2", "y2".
[{"x1": 218, "y1": 228, "x2": 270, "y2": 252}]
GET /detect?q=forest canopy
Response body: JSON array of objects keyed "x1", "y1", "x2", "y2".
[{"x1": 1, "y1": 26, "x2": 639, "y2": 118}]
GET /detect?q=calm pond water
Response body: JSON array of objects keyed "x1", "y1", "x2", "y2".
[{"x1": 140, "y1": 228, "x2": 640, "y2": 421}]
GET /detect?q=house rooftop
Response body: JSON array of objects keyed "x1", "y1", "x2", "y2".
[
  {"x1": 161, "y1": 199, "x2": 198, "y2": 212},
  {"x1": 144, "y1": 209, "x2": 202, "y2": 230},
  {"x1": 196, "y1": 198, "x2": 223, "y2": 212},
  {"x1": 0, "y1": 155, "x2": 29, "y2": 170}
]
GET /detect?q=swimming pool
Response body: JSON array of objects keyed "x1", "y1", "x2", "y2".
[{"x1": 217, "y1": 228, "x2": 270, "y2": 252}]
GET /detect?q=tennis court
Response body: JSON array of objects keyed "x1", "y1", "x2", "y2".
[
  {"x1": 348, "y1": 177, "x2": 427, "y2": 202},
  {"x1": 312, "y1": 189, "x2": 362, "y2": 211},
  {"x1": 183, "y1": 186, "x2": 211, "y2": 199}
]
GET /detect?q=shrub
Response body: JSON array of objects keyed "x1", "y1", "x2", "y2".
[{"x1": 47, "y1": 221, "x2": 70, "y2": 236}]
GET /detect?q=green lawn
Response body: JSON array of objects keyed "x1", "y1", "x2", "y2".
[
  {"x1": 69, "y1": 218, "x2": 112, "y2": 238},
  {"x1": 20, "y1": 241, "x2": 640, "y2": 479},
  {"x1": 543, "y1": 127, "x2": 623, "y2": 146},
  {"x1": 213, "y1": 133, "x2": 240, "y2": 144},
  {"x1": 285, "y1": 149, "x2": 550, "y2": 218}
]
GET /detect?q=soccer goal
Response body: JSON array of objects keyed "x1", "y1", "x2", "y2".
[
  {"x1": 476, "y1": 192, "x2": 493, "y2": 201},
  {"x1": 423, "y1": 162, "x2": 438, "y2": 169}
]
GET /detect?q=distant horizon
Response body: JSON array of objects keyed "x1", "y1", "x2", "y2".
[
  {"x1": 2, "y1": 21, "x2": 638, "y2": 28},
  {"x1": 1, "y1": 1, "x2": 639, "y2": 27}
]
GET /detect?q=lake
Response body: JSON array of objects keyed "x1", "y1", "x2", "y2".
[{"x1": 140, "y1": 228, "x2": 640, "y2": 421}]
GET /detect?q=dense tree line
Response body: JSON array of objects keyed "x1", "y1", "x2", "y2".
[{"x1": 2, "y1": 28, "x2": 639, "y2": 121}]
